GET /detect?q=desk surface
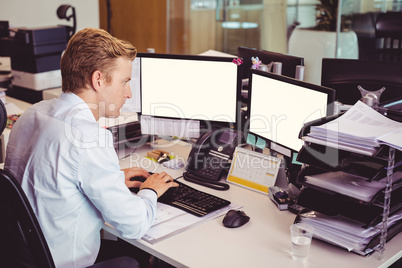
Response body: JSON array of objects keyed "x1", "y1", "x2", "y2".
[
  {"x1": 104, "y1": 139, "x2": 402, "y2": 268},
  {"x1": 1, "y1": 97, "x2": 32, "y2": 162},
  {"x1": 4, "y1": 96, "x2": 31, "y2": 111}
]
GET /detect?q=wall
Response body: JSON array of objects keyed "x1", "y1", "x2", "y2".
[
  {"x1": 262, "y1": 0, "x2": 288, "y2": 54},
  {"x1": 0, "y1": 0, "x2": 99, "y2": 31},
  {"x1": 99, "y1": 0, "x2": 169, "y2": 53}
]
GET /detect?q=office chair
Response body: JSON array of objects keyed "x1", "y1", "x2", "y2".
[
  {"x1": 321, "y1": 58, "x2": 402, "y2": 105},
  {"x1": 375, "y1": 11, "x2": 402, "y2": 61},
  {"x1": 0, "y1": 102, "x2": 139, "y2": 267},
  {"x1": 350, "y1": 12, "x2": 379, "y2": 60},
  {"x1": 0, "y1": 169, "x2": 141, "y2": 267},
  {"x1": 57, "y1": 4, "x2": 76, "y2": 40}
]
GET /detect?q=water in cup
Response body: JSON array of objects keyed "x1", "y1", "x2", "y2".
[
  {"x1": 291, "y1": 235, "x2": 311, "y2": 261},
  {"x1": 290, "y1": 223, "x2": 314, "y2": 262}
]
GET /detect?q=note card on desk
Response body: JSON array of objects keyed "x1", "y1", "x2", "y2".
[{"x1": 226, "y1": 147, "x2": 281, "y2": 194}]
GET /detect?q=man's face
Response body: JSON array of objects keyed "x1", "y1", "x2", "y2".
[{"x1": 99, "y1": 57, "x2": 132, "y2": 118}]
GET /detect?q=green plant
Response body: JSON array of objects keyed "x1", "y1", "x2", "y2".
[{"x1": 313, "y1": 0, "x2": 350, "y2": 31}]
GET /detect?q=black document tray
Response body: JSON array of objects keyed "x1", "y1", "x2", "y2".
[
  {"x1": 297, "y1": 145, "x2": 402, "y2": 181},
  {"x1": 296, "y1": 186, "x2": 402, "y2": 228},
  {"x1": 297, "y1": 112, "x2": 402, "y2": 179},
  {"x1": 296, "y1": 164, "x2": 402, "y2": 204}
]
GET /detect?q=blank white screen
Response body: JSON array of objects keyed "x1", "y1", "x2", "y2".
[
  {"x1": 141, "y1": 57, "x2": 238, "y2": 123},
  {"x1": 249, "y1": 73, "x2": 329, "y2": 152}
]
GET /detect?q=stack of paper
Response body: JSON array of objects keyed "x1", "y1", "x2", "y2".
[
  {"x1": 304, "y1": 171, "x2": 399, "y2": 203},
  {"x1": 298, "y1": 210, "x2": 402, "y2": 255},
  {"x1": 303, "y1": 101, "x2": 402, "y2": 156}
]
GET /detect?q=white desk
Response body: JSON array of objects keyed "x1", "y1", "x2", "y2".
[{"x1": 103, "y1": 139, "x2": 402, "y2": 268}]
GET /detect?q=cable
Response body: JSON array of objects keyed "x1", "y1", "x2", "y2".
[
  {"x1": 174, "y1": 175, "x2": 183, "y2": 181},
  {"x1": 183, "y1": 172, "x2": 230, "y2": 191}
]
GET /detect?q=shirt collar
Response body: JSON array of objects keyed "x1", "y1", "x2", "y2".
[
  {"x1": 58, "y1": 92, "x2": 97, "y2": 122},
  {"x1": 59, "y1": 92, "x2": 86, "y2": 105}
]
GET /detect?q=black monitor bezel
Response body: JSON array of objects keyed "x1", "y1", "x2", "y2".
[
  {"x1": 246, "y1": 69, "x2": 336, "y2": 156},
  {"x1": 137, "y1": 52, "x2": 242, "y2": 131},
  {"x1": 238, "y1": 46, "x2": 304, "y2": 80}
]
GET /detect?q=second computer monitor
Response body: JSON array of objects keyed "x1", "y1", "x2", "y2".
[{"x1": 247, "y1": 69, "x2": 335, "y2": 157}]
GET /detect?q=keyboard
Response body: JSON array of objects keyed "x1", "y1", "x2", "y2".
[
  {"x1": 158, "y1": 180, "x2": 231, "y2": 217},
  {"x1": 130, "y1": 176, "x2": 231, "y2": 217}
]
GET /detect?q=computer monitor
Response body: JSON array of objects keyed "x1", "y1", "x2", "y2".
[
  {"x1": 238, "y1": 46, "x2": 304, "y2": 80},
  {"x1": 247, "y1": 69, "x2": 335, "y2": 158},
  {"x1": 138, "y1": 53, "x2": 241, "y2": 138}
]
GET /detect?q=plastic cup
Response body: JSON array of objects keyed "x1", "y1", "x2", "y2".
[{"x1": 290, "y1": 223, "x2": 314, "y2": 262}]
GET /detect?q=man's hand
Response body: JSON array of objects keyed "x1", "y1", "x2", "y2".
[
  {"x1": 122, "y1": 167, "x2": 150, "y2": 188},
  {"x1": 122, "y1": 168, "x2": 178, "y2": 197},
  {"x1": 140, "y1": 172, "x2": 178, "y2": 197}
]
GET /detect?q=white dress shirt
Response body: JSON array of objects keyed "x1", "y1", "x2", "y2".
[{"x1": 5, "y1": 92, "x2": 157, "y2": 268}]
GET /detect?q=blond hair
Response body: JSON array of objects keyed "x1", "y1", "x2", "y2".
[{"x1": 60, "y1": 28, "x2": 137, "y2": 93}]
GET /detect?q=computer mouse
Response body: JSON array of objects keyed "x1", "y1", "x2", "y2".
[{"x1": 222, "y1": 209, "x2": 250, "y2": 228}]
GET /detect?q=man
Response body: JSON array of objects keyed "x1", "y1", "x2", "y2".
[{"x1": 5, "y1": 28, "x2": 178, "y2": 268}]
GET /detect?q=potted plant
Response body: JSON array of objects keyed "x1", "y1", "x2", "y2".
[{"x1": 288, "y1": 0, "x2": 358, "y2": 84}]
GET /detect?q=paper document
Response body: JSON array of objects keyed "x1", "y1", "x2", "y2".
[
  {"x1": 298, "y1": 210, "x2": 402, "y2": 255},
  {"x1": 380, "y1": 128, "x2": 402, "y2": 150},
  {"x1": 5, "y1": 102, "x2": 24, "y2": 116},
  {"x1": 304, "y1": 171, "x2": 402, "y2": 203},
  {"x1": 305, "y1": 101, "x2": 402, "y2": 154},
  {"x1": 198, "y1": 49, "x2": 236, "y2": 58},
  {"x1": 141, "y1": 202, "x2": 241, "y2": 244}
]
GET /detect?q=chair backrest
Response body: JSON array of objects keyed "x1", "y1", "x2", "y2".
[
  {"x1": 0, "y1": 99, "x2": 7, "y2": 135},
  {"x1": 321, "y1": 58, "x2": 402, "y2": 105},
  {"x1": 375, "y1": 11, "x2": 402, "y2": 61},
  {"x1": 0, "y1": 169, "x2": 56, "y2": 268}
]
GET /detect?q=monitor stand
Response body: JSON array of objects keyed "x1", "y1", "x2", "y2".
[{"x1": 274, "y1": 166, "x2": 289, "y2": 190}]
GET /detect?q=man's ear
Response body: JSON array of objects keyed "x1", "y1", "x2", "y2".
[{"x1": 91, "y1": 70, "x2": 103, "y2": 92}]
